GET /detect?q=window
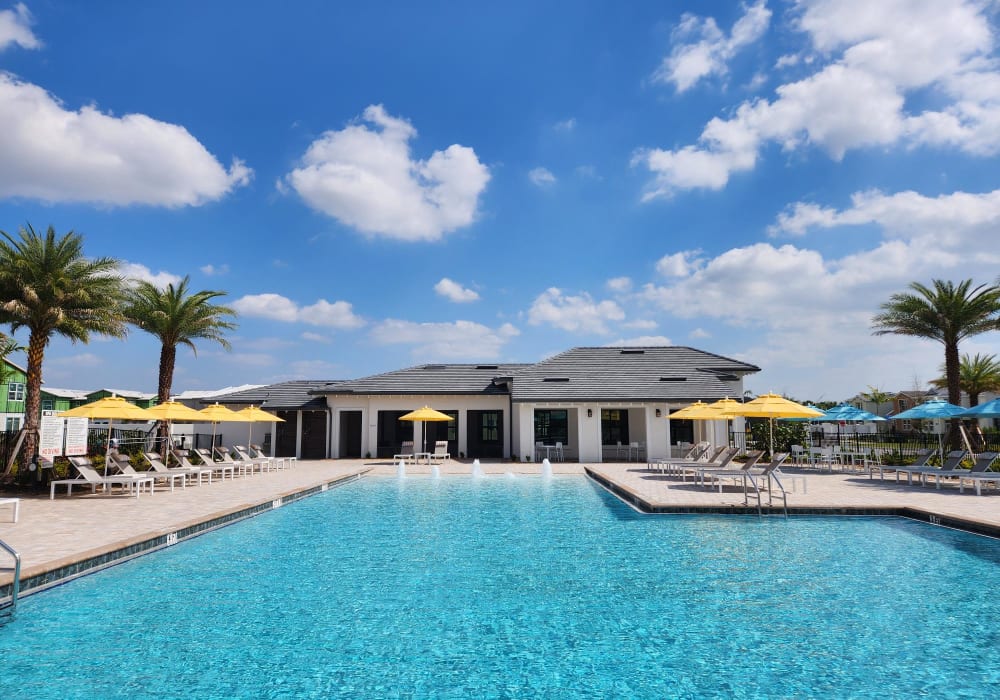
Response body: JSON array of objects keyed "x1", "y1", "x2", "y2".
[
  {"x1": 7, "y1": 382, "x2": 24, "y2": 402},
  {"x1": 898, "y1": 399, "x2": 908, "y2": 410},
  {"x1": 480, "y1": 412, "x2": 498, "y2": 442},
  {"x1": 42, "y1": 399, "x2": 54, "y2": 411},
  {"x1": 601, "y1": 409, "x2": 629, "y2": 445},
  {"x1": 534, "y1": 409, "x2": 568, "y2": 445},
  {"x1": 5, "y1": 417, "x2": 20, "y2": 431}
]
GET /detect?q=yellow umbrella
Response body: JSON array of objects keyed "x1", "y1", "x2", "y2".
[
  {"x1": 145, "y1": 400, "x2": 206, "y2": 456},
  {"x1": 198, "y1": 402, "x2": 252, "y2": 452},
  {"x1": 399, "y1": 406, "x2": 454, "y2": 453},
  {"x1": 722, "y1": 393, "x2": 824, "y2": 453},
  {"x1": 669, "y1": 401, "x2": 722, "y2": 420},
  {"x1": 60, "y1": 395, "x2": 156, "y2": 474},
  {"x1": 234, "y1": 405, "x2": 285, "y2": 448}
]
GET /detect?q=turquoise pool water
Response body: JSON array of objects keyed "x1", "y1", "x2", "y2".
[{"x1": 1, "y1": 477, "x2": 999, "y2": 698}]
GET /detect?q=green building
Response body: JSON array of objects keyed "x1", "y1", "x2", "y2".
[{"x1": 0, "y1": 358, "x2": 27, "y2": 431}]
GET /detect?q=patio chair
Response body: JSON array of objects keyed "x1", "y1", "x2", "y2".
[
  {"x1": 145, "y1": 451, "x2": 212, "y2": 486},
  {"x1": 930, "y1": 451, "x2": 998, "y2": 490},
  {"x1": 869, "y1": 449, "x2": 932, "y2": 480},
  {"x1": 394, "y1": 440, "x2": 415, "y2": 463},
  {"x1": 671, "y1": 446, "x2": 740, "y2": 481},
  {"x1": 50, "y1": 457, "x2": 154, "y2": 499},
  {"x1": 894, "y1": 450, "x2": 967, "y2": 487},
  {"x1": 790, "y1": 444, "x2": 807, "y2": 464},
  {"x1": 214, "y1": 445, "x2": 257, "y2": 476},
  {"x1": 429, "y1": 440, "x2": 451, "y2": 463},
  {"x1": 956, "y1": 453, "x2": 1000, "y2": 495},
  {"x1": 194, "y1": 448, "x2": 238, "y2": 480},
  {"x1": 108, "y1": 451, "x2": 186, "y2": 492},
  {"x1": 649, "y1": 441, "x2": 712, "y2": 471},
  {"x1": 170, "y1": 449, "x2": 220, "y2": 484},
  {"x1": 233, "y1": 445, "x2": 275, "y2": 472},
  {"x1": 694, "y1": 450, "x2": 765, "y2": 492}
]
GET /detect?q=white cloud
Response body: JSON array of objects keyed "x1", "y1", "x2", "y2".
[
  {"x1": 0, "y1": 3, "x2": 39, "y2": 51},
  {"x1": 200, "y1": 263, "x2": 229, "y2": 276},
  {"x1": 283, "y1": 104, "x2": 490, "y2": 241},
  {"x1": 434, "y1": 277, "x2": 480, "y2": 303},
  {"x1": 232, "y1": 293, "x2": 365, "y2": 329},
  {"x1": 653, "y1": 1, "x2": 771, "y2": 92},
  {"x1": 120, "y1": 262, "x2": 183, "y2": 288},
  {"x1": 528, "y1": 167, "x2": 557, "y2": 187},
  {"x1": 623, "y1": 319, "x2": 658, "y2": 330},
  {"x1": 370, "y1": 319, "x2": 519, "y2": 360},
  {"x1": 637, "y1": 185, "x2": 1000, "y2": 396},
  {"x1": 0, "y1": 73, "x2": 251, "y2": 206},
  {"x1": 606, "y1": 276, "x2": 633, "y2": 293},
  {"x1": 656, "y1": 250, "x2": 701, "y2": 277},
  {"x1": 608, "y1": 335, "x2": 672, "y2": 347},
  {"x1": 554, "y1": 118, "x2": 577, "y2": 132},
  {"x1": 48, "y1": 352, "x2": 102, "y2": 368},
  {"x1": 301, "y1": 332, "x2": 331, "y2": 344},
  {"x1": 638, "y1": 0, "x2": 1000, "y2": 196},
  {"x1": 527, "y1": 288, "x2": 625, "y2": 334},
  {"x1": 689, "y1": 327, "x2": 711, "y2": 339}
]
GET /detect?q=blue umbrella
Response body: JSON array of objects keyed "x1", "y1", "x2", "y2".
[
  {"x1": 890, "y1": 398, "x2": 966, "y2": 457},
  {"x1": 959, "y1": 398, "x2": 1000, "y2": 417}
]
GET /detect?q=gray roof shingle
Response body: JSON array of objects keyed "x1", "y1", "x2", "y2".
[
  {"x1": 509, "y1": 346, "x2": 759, "y2": 402},
  {"x1": 209, "y1": 380, "x2": 336, "y2": 409},
  {"x1": 316, "y1": 364, "x2": 528, "y2": 396}
]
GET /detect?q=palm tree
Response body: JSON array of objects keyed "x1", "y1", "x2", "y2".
[
  {"x1": 0, "y1": 224, "x2": 126, "y2": 471},
  {"x1": 122, "y1": 276, "x2": 237, "y2": 404},
  {"x1": 872, "y1": 279, "x2": 1000, "y2": 445},
  {"x1": 930, "y1": 353, "x2": 1000, "y2": 407},
  {"x1": 860, "y1": 385, "x2": 892, "y2": 431}
]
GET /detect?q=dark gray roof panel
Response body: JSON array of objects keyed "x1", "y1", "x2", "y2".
[
  {"x1": 209, "y1": 380, "x2": 336, "y2": 409},
  {"x1": 510, "y1": 346, "x2": 759, "y2": 403},
  {"x1": 316, "y1": 364, "x2": 530, "y2": 396}
]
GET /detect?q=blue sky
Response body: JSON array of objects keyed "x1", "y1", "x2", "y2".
[{"x1": 1, "y1": 0, "x2": 999, "y2": 401}]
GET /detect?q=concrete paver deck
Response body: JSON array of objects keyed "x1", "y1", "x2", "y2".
[{"x1": 2, "y1": 459, "x2": 997, "y2": 599}]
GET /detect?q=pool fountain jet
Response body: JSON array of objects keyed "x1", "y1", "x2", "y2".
[
  {"x1": 471, "y1": 459, "x2": 483, "y2": 478},
  {"x1": 541, "y1": 458, "x2": 552, "y2": 480},
  {"x1": 431, "y1": 464, "x2": 441, "y2": 479},
  {"x1": 396, "y1": 459, "x2": 406, "y2": 479}
]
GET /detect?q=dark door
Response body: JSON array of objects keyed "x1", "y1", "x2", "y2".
[
  {"x1": 377, "y1": 411, "x2": 413, "y2": 459},
  {"x1": 338, "y1": 410, "x2": 362, "y2": 458},
  {"x1": 423, "y1": 410, "x2": 457, "y2": 455},
  {"x1": 275, "y1": 410, "x2": 298, "y2": 457},
  {"x1": 669, "y1": 411, "x2": 694, "y2": 446},
  {"x1": 301, "y1": 410, "x2": 327, "y2": 459},
  {"x1": 467, "y1": 410, "x2": 503, "y2": 458}
]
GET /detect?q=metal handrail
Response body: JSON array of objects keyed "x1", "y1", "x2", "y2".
[{"x1": 0, "y1": 536, "x2": 21, "y2": 613}]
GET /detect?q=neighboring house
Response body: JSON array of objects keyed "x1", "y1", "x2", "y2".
[
  {"x1": 40, "y1": 387, "x2": 90, "y2": 413},
  {"x1": 85, "y1": 388, "x2": 159, "y2": 408},
  {"x1": 287, "y1": 346, "x2": 760, "y2": 463},
  {"x1": 886, "y1": 390, "x2": 939, "y2": 434},
  {"x1": 0, "y1": 357, "x2": 28, "y2": 432}
]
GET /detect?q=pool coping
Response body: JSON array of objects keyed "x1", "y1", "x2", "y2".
[
  {"x1": 585, "y1": 467, "x2": 1000, "y2": 539},
  {"x1": 1, "y1": 468, "x2": 369, "y2": 602}
]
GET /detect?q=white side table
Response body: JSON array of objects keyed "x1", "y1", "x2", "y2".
[{"x1": 0, "y1": 497, "x2": 20, "y2": 523}]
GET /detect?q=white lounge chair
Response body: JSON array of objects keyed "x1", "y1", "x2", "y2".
[
  {"x1": 429, "y1": 440, "x2": 451, "y2": 463},
  {"x1": 394, "y1": 440, "x2": 415, "y2": 463},
  {"x1": 214, "y1": 445, "x2": 256, "y2": 476},
  {"x1": 50, "y1": 457, "x2": 154, "y2": 499},
  {"x1": 894, "y1": 450, "x2": 966, "y2": 487},
  {"x1": 694, "y1": 451, "x2": 765, "y2": 492},
  {"x1": 194, "y1": 448, "x2": 238, "y2": 480},
  {"x1": 956, "y1": 453, "x2": 1000, "y2": 494},
  {"x1": 169, "y1": 449, "x2": 219, "y2": 484},
  {"x1": 233, "y1": 445, "x2": 275, "y2": 472},
  {"x1": 108, "y1": 451, "x2": 186, "y2": 492},
  {"x1": 671, "y1": 446, "x2": 740, "y2": 481},
  {"x1": 145, "y1": 451, "x2": 212, "y2": 486},
  {"x1": 867, "y1": 448, "x2": 933, "y2": 480}
]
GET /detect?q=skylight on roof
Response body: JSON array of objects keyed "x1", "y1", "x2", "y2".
[
  {"x1": 620, "y1": 349, "x2": 645, "y2": 354},
  {"x1": 476, "y1": 365, "x2": 498, "y2": 370},
  {"x1": 543, "y1": 377, "x2": 570, "y2": 382},
  {"x1": 659, "y1": 377, "x2": 687, "y2": 381}
]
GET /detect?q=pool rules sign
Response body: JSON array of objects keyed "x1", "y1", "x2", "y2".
[{"x1": 39, "y1": 410, "x2": 88, "y2": 458}]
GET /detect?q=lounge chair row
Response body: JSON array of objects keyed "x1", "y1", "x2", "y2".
[
  {"x1": 869, "y1": 450, "x2": 1000, "y2": 494},
  {"x1": 393, "y1": 440, "x2": 451, "y2": 464},
  {"x1": 50, "y1": 445, "x2": 295, "y2": 499}
]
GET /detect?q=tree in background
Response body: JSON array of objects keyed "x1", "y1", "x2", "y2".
[
  {"x1": 122, "y1": 276, "x2": 237, "y2": 404},
  {"x1": 872, "y1": 279, "x2": 1000, "y2": 446},
  {"x1": 860, "y1": 386, "x2": 892, "y2": 431},
  {"x1": 930, "y1": 353, "x2": 1000, "y2": 407},
  {"x1": 0, "y1": 224, "x2": 126, "y2": 472}
]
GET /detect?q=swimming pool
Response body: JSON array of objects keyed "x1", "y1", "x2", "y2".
[{"x1": 1, "y1": 477, "x2": 998, "y2": 698}]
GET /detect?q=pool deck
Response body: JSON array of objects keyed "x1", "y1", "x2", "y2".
[{"x1": 2, "y1": 458, "x2": 999, "y2": 601}]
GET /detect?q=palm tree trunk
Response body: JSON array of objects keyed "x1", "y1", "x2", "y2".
[
  {"x1": 19, "y1": 331, "x2": 47, "y2": 472},
  {"x1": 156, "y1": 344, "x2": 176, "y2": 447},
  {"x1": 945, "y1": 340, "x2": 962, "y2": 450}
]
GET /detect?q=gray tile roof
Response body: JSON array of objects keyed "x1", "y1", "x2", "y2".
[
  {"x1": 209, "y1": 380, "x2": 337, "y2": 410},
  {"x1": 509, "y1": 346, "x2": 759, "y2": 403},
  {"x1": 316, "y1": 363, "x2": 529, "y2": 396},
  {"x1": 312, "y1": 346, "x2": 758, "y2": 403}
]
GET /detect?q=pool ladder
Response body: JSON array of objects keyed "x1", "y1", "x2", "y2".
[{"x1": 0, "y1": 536, "x2": 20, "y2": 615}]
